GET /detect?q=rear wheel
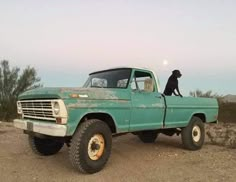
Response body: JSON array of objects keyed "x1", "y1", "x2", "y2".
[
  {"x1": 69, "y1": 119, "x2": 112, "y2": 174},
  {"x1": 138, "y1": 130, "x2": 158, "y2": 143},
  {"x1": 28, "y1": 135, "x2": 64, "y2": 156},
  {"x1": 181, "y1": 116, "x2": 205, "y2": 150}
]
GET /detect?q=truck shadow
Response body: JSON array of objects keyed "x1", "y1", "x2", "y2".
[
  {"x1": 49, "y1": 134, "x2": 184, "y2": 174},
  {"x1": 114, "y1": 133, "x2": 183, "y2": 150}
]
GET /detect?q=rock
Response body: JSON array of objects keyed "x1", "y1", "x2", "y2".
[{"x1": 206, "y1": 123, "x2": 236, "y2": 149}]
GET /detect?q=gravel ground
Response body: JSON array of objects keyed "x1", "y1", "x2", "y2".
[{"x1": 0, "y1": 122, "x2": 236, "y2": 182}]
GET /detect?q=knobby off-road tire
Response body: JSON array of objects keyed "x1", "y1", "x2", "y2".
[
  {"x1": 28, "y1": 135, "x2": 64, "y2": 156},
  {"x1": 181, "y1": 116, "x2": 205, "y2": 150},
  {"x1": 69, "y1": 119, "x2": 112, "y2": 174},
  {"x1": 138, "y1": 130, "x2": 158, "y2": 143}
]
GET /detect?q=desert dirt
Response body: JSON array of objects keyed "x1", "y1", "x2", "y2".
[{"x1": 0, "y1": 122, "x2": 236, "y2": 182}]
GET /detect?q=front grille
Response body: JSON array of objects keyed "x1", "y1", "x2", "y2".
[{"x1": 20, "y1": 100, "x2": 55, "y2": 121}]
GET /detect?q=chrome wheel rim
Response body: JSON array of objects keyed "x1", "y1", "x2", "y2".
[{"x1": 192, "y1": 126, "x2": 201, "y2": 142}]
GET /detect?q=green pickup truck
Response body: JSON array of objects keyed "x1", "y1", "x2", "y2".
[{"x1": 14, "y1": 67, "x2": 218, "y2": 174}]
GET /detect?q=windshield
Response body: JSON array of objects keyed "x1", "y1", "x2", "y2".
[{"x1": 83, "y1": 68, "x2": 132, "y2": 89}]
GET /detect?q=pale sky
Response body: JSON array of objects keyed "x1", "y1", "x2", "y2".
[{"x1": 1, "y1": 0, "x2": 236, "y2": 95}]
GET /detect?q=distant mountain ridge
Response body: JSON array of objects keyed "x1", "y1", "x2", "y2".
[{"x1": 221, "y1": 94, "x2": 236, "y2": 103}]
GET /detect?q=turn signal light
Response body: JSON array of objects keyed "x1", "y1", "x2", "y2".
[
  {"x1": 56, "y1": 118, "x2": 67, "y2": 124},
  {"x1": 56, "y1": 118, "x2": 62, "y2": 124}
]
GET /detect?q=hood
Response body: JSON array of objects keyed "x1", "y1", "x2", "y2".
[{"x1": 18, "y1": 87, "x2": 130, "y2": 100}]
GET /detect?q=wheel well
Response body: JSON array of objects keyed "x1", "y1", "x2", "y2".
[
  {"x1": 193, "y1": 113, "x2": 206, "y2": 122},
  {"x1": 81, "y1": 113, "x2": 117, "y2": 133}
]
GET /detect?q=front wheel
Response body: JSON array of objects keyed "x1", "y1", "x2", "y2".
[
  {"x1": 28, "y1": 135, "x2": 64, "y2": 156},
  {"x1": 181, "y1": 116, "x2": 205, "y2": 150},
  {"x1": 69, "y1": 119, "x2": 112, "y2": 174}
]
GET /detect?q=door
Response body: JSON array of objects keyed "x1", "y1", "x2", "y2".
[{"x1": 129, "y1": 70, "x2": 165, "y2": 131}]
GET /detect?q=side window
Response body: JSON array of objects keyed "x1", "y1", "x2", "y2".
[{"x1": 131, "y1": 71, "x2": 155, "y2": 92}]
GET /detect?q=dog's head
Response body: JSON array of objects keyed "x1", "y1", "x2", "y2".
[{"x1": 172, "y1": 70, "x2": 182, "y2": 78}]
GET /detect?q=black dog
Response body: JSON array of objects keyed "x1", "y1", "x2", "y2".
[{"x1": 164, "y1": 70, "x2": 183, "y2": 97}]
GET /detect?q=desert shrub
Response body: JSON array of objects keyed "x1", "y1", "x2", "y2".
[
  {"x1": 0, "y1": 60, "x2": 41, "y2": 121},
  {"x1": 189, "y1": 89, "x2": 222, "y2": 98}
]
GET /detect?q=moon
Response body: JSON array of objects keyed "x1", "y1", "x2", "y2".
[{"x1": 163, "y1": 60, "x2": 168, "y2": 66}]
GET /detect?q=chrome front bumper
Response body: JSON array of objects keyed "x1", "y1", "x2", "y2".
[{"x1": 14, "y1": 119, "x2": 67, "y2": 137}]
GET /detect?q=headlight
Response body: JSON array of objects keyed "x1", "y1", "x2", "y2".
[
  {"x1": 17, "y1": 101, "x2": 22, "y2": 114},
  {"x1": 53, "y1": 102, "x2": 60, "y2": 115}
]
